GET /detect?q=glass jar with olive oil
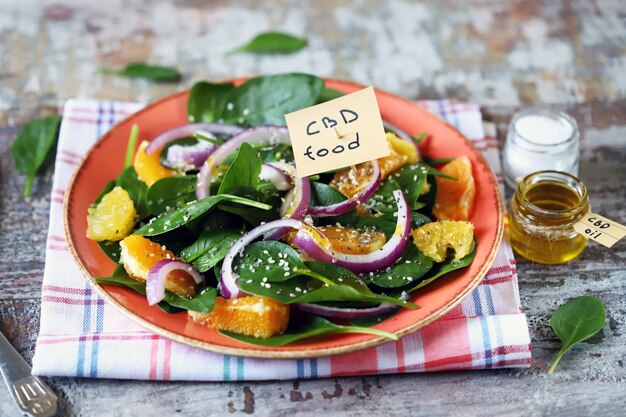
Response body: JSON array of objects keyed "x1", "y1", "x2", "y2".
[{"x1": 509, "y1": 171, "x2": 589, "y2": 264}]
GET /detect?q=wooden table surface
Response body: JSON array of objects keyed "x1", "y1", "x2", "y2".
[{"x1": 1, "y1": 1, "x2": 625, "y2": 416}]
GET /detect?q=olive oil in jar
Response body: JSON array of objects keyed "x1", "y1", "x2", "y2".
[{"x1": 509, "y1": 171, "x2": 589, "y2": 264}]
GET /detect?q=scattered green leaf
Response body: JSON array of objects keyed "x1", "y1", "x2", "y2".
[
  {"x1": 227, "y1": 32, "x2": 307, "y2": 55},
  {"x1": 101, "y1": 63, "x2": 182, "y2": 82}
]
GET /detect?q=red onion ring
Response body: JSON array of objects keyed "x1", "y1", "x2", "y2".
[
  {"x1": 146, "y1": 123, "x2": 243, "y2": 155},
  {"x1": 196, "y1": 125, "x2": 291, "y2": 200},
  {"x1": 165, "y1": 140, "x2": 215, "y2": 169},
  {"x1": 297, "y1": 301, "x2": 398, "y2": 319},
  {"x1": 220, "y1": 218, "x2": 305, "y2": 299},
  {"x1": 292, "y1": 190, "x2": 410, "y2": 274},
  {"x1": 259, "y1": 164, "x2": 291, "y2": 191},
  {"x1": 307, "y1": 160, "x2": 381, "y2": 217},
  {"x1": 146, "y1": 259, "x2": 205, "y2": 305}
]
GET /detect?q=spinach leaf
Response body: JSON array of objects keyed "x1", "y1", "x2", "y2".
[
  {"x1": 412, "y1": 132, "x2": 426, "y2": 144},
  {"x1": 98, "y1": 240, "x2": 121, "y2": 263},
  {"x1": 116, "y1": 166, "x2": 150, "y2": 219},
  {"x1": 365, "y1": 244, "x2": 433, "y2": 288},
  {"x1": 235, "y1": 241, "x2": 312, "y2": 282},
  {"x1": 548, "y1": 296, "x2": 606, "y2": 373},
  {"x1": 221, "y1": 73, "x2": 324, "y2": 126},
  {"x1": 422, "y1": 156, "x2": 455, "y2": 166},
  {"x1": 187, "y1": 81, "x2": 235, "y2": 123},
  {"x1": 12, "y1": 115, "x2": 61, "y2": 196},
  {"x1": 220, "y1": 315, "x2": 397, "y2": 347},
  {"x1": 317, "y1": 87, "x2": 343, "y2": 103},
  {"x1": 227, "y1": 32, "x2": 307, "y2": 55},
  {"x1": 101, "y1": 63, "x2": 182, "y2": 82},
  {"x1": 237, "y1": 257, "x2": 416, "y2": 308},
  {"x1": 217, "y1": 142, "x2": 262, "y2": 195},
  {"x1": 95, "y1": 265, "x2": 216, "y2": 313},
  {"x1": 180, "y1": 229, "x2": 242, "y2": 273},
  {"x1": 405, "y1": 244, "x2": 477, "y2": 293},
  {"x1": 218, "y1": 204, "x2": 280, "y2": 227},
  {"x1": 146, "y1": 175, "x2": 197, "y2": 216},
  {"x1": 350, "y1": 308, "x2": 400, "y2": 327},
  {"x1": 135, "y1": 194, "x2": 271, "y2": 236},
  {"x1": 369, "y1": 163, "x2": 428, "y2": 212},
  {"x1": 310, "y1": 182, "x2": 358, "y2": 225}
]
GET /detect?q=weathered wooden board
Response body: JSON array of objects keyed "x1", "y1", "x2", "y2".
[{"x1": 0, "y1": 1, "x2": 624, "y2": 416}]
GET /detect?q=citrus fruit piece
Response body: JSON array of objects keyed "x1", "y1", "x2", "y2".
[
  {"x1": 133, "y1": 140, "x2": 173, "y2": 186},
  {"x1": 330, "y1": 162, "x2": 377, "y2": 198},
  {"x1": 317, "y1": 225, "x2": 386, "y2": 255},
  {"x1": 411, "y1": 220, "x2": 474, "y2": 263},
  {"x1": 86, "y1": 186, "x2": 137, "y2": 241},
  {"x1": 120, "y1": 235, "x2": 196, "y2": 297},
  {"x1": 189, "y1": 295, "x2": 289, "y2": 338},
  {"x1": 432, "y1": 155, "x2": 475, "y2": 221},
  {"x1": 378, "y1": 132, "x2": 420, "y2": 179}
]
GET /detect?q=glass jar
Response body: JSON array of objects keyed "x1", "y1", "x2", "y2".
[
  {"x1": 509, "y1": 171, "x2": 589, "y2": 264},
  {"x1": 503, "y1": 107, "x2": 580, "y2": 189}
]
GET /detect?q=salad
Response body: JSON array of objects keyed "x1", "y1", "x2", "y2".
[{"x1": 88, "y1": 73, "x2": 477, "y2": 346}]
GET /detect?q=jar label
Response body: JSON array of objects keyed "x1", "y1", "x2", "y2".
[{"x1": 573, "y1": 212, "x2": 626, "y2": 248}]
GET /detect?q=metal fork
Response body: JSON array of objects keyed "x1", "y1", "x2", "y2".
[{"x1": 0, "y1": 329, "x2": 57, "y2": 417}]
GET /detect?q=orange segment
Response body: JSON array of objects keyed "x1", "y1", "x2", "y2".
[
  {"x1": 133, "y1": 140, "x2": 174, "y2": 186},
  {"x1": 189, "y1": 296, "x2": 289, "y2": 338},
  {"x1": 86, "y1": 186, "x2": 136, "y2": 241},
  {"x1": 411, "y1": 220, "x2": 474, "y2": 262},
  {"x1": 432, "y1": 155, "x2": 475, "y2": 221},
  {"x1": 387, "y1": 132, "x2": 419, "y2": 164},
  {"x1": 330, "y1": 162, "x2": 376, "y2": 198},
  {"x1": 120, "y1": 235, "x2": 196, "y2": 297},
  {"x1": 317, "y1": 225, "x2": 386, "y2": 254}
]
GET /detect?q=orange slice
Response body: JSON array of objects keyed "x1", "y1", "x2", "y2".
[
  {"x1": 119, "y1": 235, "x2": 196, "y2": 297},
  {"x1": 86, "y1": 186, "x2": 136, "y2": 241},
  {"x1": 411, "y1": 220, "x2": 474, "y2": 262},
  {"x1": 378, "y1": 132, "x2": 420, "y2": 179},
  {"x1": 432, "y1": 155, "x2": 475, "y2": 221},
  {"x1": 189, "y1": 295, "x2": 289, "y2": 338},
  {"x1": 317, "y1": 225, "x2": 386, "y2": 254},
  {"x1": 133, "y1": 140, "x2": 173, "y2": 186}
]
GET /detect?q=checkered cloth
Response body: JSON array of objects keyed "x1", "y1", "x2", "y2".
[{"x1": 31, "y1": 99, "x2": 531, "y2": 380}]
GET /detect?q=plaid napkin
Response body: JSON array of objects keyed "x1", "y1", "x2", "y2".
[{"x1": 31, "y1": 99, "x2": 531, "y2": 380}]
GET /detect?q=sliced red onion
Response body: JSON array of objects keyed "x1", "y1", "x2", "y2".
[
  {"x1": 146, "y1": 123, "x2": 243, "y2": 155},
  {"x1": 292, "y1": 190, "x2": 410, "y2": 274},
  {"x1": 297, "y1": 302, "x2": 398, "y2": 319},
  {"x1": 146, "y1": 259, "x2": 205, "y2": 305},
  {"x1": 220, "y1": 218, "x2": 305, "y2": 299},
  {"x1": 259, "y1": 164, "x2": 291, "y2": 191},
  {"x1": 165, "y1": 140, "x2": 215, "y2": 170},
  {"x1": 263, "y1": 162, "x2": 311, "y2": 241},
  {"x1": 307, "y1": 160, "x2": 381, "y2": 217},
  {"x1": 196, "y1": 125, "x2": 291, "y2": 200}
]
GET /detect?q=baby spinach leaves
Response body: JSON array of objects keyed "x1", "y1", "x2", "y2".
[
  {"x1": 365, "y1": 244, "x2": 433, "y2": 288},
  {"x1": 117, "y1": 166, "x2": 150, "y2": 219},
  {"x1": 95, "y1": 265, "x2": 216, "y2": 313},
  {"x1": 548, "y1": 295, "x2": 606, "y2": 373},
  {"x1": 101, "y1": 63, "x2": 182, "y2": 82},
  {"x1": 12, "y1": 115, "x2": 61, "y2": 196},
  {"x1": 220, "y1": 315, "x2": 397, "y2": 347},
  {"x1": 405, "y1": 244, "x2": 477, "y2": 293},
  {"x1": 180, "y1": 229, "x2": 242, "y2": 273},
  {"x1": 217, "y1": 142, "x2": 262, "y2": 195},
  {"x1": 227, "y1": 32, "x2": 307, "y2": 55},
  {"x1": 187, "y1": 73, "x2": 324, "y2": 126},
  {"x1": 135, "y1": 194, "x2": 271, "y2": 236},
  {"x1": 146, "y1": 176, "x2": 197, "y2": 215}
]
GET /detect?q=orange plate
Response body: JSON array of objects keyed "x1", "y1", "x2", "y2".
[{"x1": 65, "y1": 79, "x2": 503, "y2": 358}]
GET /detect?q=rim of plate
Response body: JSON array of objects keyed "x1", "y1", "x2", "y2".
[{"x1": 63, "y1": 78, "x2": 504, "y2": 359}]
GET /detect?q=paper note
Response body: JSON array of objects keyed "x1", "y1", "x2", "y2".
[
  {"x1": 285, "y1": 86, "x2": 390, "y2": 178},
  {"x1": 573, "y1": 212, "x2": 626, "y2": 248}
]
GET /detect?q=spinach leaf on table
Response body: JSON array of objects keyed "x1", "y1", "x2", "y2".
[
  {"x1": 220, "y1": 315, "x2": 397, "y2": 347},
  {"x1": 217, "y1": 142, "x2": 262, "y2": 195},
  {"x1": 12, "y1": 115, "x2": 61, "y2": 196},
  {"x1": 101, "y1": 63, "x2": 182, "y2": 82},
  {"x1": 188, "y1": 73, "x2": 324, "y2": 127},
  {"x1": 95, "y1": 265, "x2": 216, "y2": 313},
  {"x1": 548, "y1": 295, "x2": 606, "y2": 373},
  {"x1": 146, "y1": 175, "x2": 197, "y2": 216},
  {"x1": 180, "y1": 229, "x2": 243, "y2": 273},
  {"x1": 227, "y1": 32, "x2": 307, "y2": 55},
  {"x1": 187, "y1": 81, "x2": 236, "y2": 123},
  {"x1": 134, "y1": 194, "x2": 271, "y2": 236}
]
